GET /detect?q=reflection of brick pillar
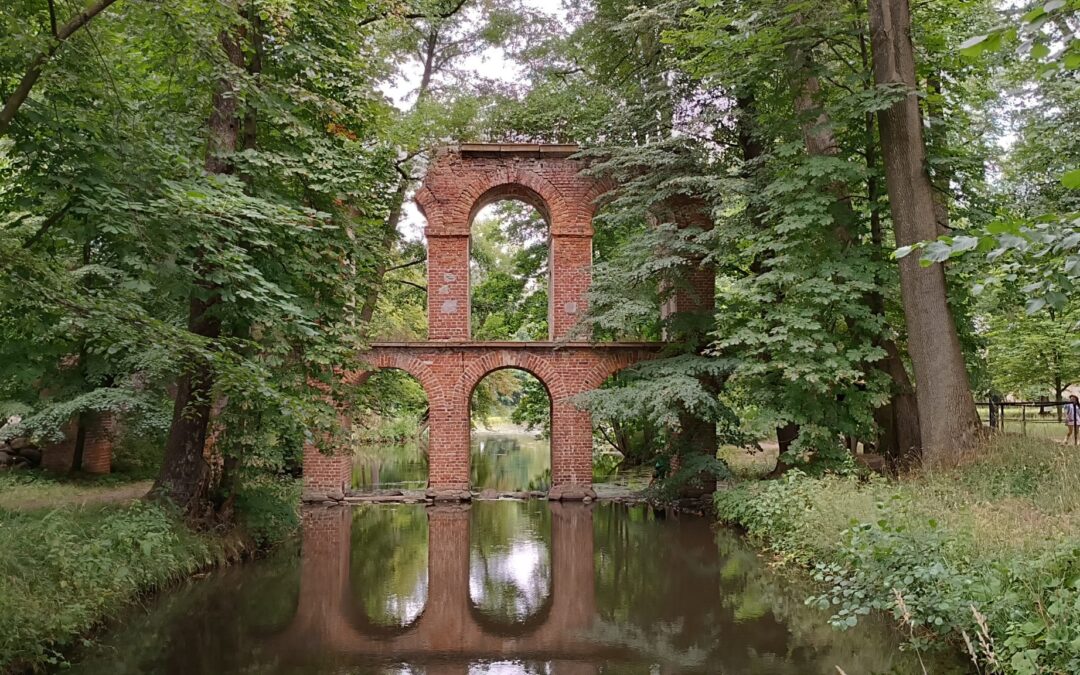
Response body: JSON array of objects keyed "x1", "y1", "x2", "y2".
[
  {"x1": 427, "y1": 234, "x2": 470, "y2": 341},
  {"x1": 423, "y1": 506, "x2": 471, "y2": 649},
  {"x1": 549, "y1": 503, "x2": 595, "y2": 635},
  {"x1": 549, "y1": 235, "x2": 591, "y2": 339},
  {"x1": 292, "y1": 507, "x2": 351, "y2": 642},
  {"x1": 424, "y1": 666, "x2": 470, "y2": 675}
]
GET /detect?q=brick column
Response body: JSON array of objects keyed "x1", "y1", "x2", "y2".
[
  {"x1": 659, "y1": 203, "x2": 718, "y2": 497},
  {"x1": 427, "y1": 234, "x2": 471, "y2": 341},
  {"x1": 548, "y1": 401, "x2": 595, "y2": 500},
  {"x1": 41, "y1": 413, "x2": 115, "y2": 474},
  {"x1": 80, "y1": 412, "x2": 115, "y2": 474},
  {"x1": 427, "y1": 393, "x2": 470, "y2": 499},
  {"x1": 302, "y1": 445, "x2": 351, "y2": 501},
  {"x1": 549, "y1": 235, "x2": 591, "y2": 340}
]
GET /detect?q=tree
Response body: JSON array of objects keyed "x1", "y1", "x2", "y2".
[
  {"x1": 986, "y1": 305, "x2": 1080, "y2": 413},
  {"x1": 868, "y1": 0, "x2": 982, "y2": 462}
]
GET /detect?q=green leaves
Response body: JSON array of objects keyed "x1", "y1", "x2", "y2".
[
  {"x1": 1061, "y1": 168, "x2": 1080, "y2": 189},
  {"x1": 959, "y1": 31, "x2": 1003, "y2": 58}
]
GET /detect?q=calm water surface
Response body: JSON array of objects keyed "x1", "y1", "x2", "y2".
[
  {"x1": 352, "y1": 429, "x2": 553, "y2": 493},
  {"x1": 66, "y1": 500, "x2": 962, "y2": 675}
]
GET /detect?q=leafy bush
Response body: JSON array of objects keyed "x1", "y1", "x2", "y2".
[
  {"x1": 715, "y1": 439, "x2": 1080, "y2": 674},
  {"x1": 110, "y1": 428, "x2": 165, "y2": 479},
  {"x1": 234, "y1": 476, "x2": 301, "y2": 547},
  {"x1": 0, "y1": 501, "x2": 239, "y2": 672}
]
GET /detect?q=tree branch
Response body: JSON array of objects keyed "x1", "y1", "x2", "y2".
[
  {"x1": 385, "y1": 257, "x2": 425, "y2": 272},
  {"x1": 48, "y1": 0, "x2": 58, "y2": 37},
  {"x1": 390, "y1": 279, "x2": 427, "y2": 293},
  {"x1": 22, "y1": 201, "x2": 74, "y2": 249},
  {"x1": 358, "y1": 0, "x2": 469, "y2": 28},
  {"x1": 0, "y1": 0, "x2": 122, "y2": 136}
]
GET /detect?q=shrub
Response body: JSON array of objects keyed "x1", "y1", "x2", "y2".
[
  {"x1": 0, "y1": 501, "x2": 237, "y2": 671},
  {"x1": 715, "y1": 438, "x2": 1080, "y2": 674}
]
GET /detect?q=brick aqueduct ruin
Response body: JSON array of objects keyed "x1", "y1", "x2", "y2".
[
  {"x1": 304, "y1": 143, "x2": 671, "y2": 501},
  {"x1": 304, "y1": 143, "x2": 718, "y2": 501}
]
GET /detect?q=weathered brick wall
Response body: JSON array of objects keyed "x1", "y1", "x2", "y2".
[
  {"x1": 80, "y1": 412, "x2": 115, "y2": 474},
  {"x1": 300, "y1": 145, "x2": 658, "y2": 501},
  {"x1": 416, "y1": 145, "x2": 611, "y2": 341},
  {"x1": 41, "y1": 412, "x2": 115, "y2": 474}
]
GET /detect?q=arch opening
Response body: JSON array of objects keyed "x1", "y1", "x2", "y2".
[
  {"x1": 352, "y1": 368, "x2": 430, "y2": 492},
  {"x1": 470, "y1": 200, "x2": 550, "y2": 341},
  {"x1": 469, "y1": 367, "x2": 552, "y2": 492}
]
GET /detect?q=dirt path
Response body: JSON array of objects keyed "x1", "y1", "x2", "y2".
[{"x1": 0, "y1": 479, "x2": 154, "y2": 512}]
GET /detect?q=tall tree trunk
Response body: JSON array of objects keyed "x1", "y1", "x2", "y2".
[
  {"x1": 924, "y1": 72, "x2": 952, "y2": 237},
  {"x1": 868, "y1": 0, "x2": 981, "y2": 463},
  {"x1": 155, "y1": 294, "x2": 222, "y2": 510},
  {"x1": 153, "y1": 25, "x2": 244, "y2": 512},
  {"x1": 856, "y1": 14, "x2": 922, "y2": 466}
]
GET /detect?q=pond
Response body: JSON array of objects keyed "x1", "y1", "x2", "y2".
[{"x1": 65, "y1": 500, "x2": 963, "y2": 674}]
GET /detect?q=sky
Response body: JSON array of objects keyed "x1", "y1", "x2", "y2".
[{"x1": 381, "y1": 0, "x2": 573, "y2": 241}]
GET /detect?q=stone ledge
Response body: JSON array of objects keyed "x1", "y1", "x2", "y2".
[
  {"x1": 546, "y1": 484, "x2": 597, "y2": 502},
  {"x1": 426, "y1": 488, "x2": 473, "y2": 502}
]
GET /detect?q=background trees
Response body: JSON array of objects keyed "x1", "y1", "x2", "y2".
[{"x1": 2, "y1": 0, "x2": 1077, "y2": 511}]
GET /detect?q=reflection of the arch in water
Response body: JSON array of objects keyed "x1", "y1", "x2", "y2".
[
  {"x1": 467, "y1": 501, "x2": 554, "y2": 635},
  {"x1": 282, "y1": 501, "x2": 598, "y2": 662},
  {"x1": 347, "y1": 506, "x2": 429, "y2": 635}
]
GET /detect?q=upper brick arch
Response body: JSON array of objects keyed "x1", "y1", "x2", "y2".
[
  {"x1": 355, "y1": 351, "x2": 446, "y2": 410},
  {"x1": 416, "y1": 144, "x2": 605, "y2": 238},
  {"x1": 460, "y1": 350, "x2": 568, "y2": 405}
]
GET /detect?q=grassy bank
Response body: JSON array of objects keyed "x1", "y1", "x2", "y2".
[
  {"x1": 0, "y1": 482, "x2": 247, "y2": 673},
  {"x1": 715, "y1": 437, "x2": 1080, "y2": 675}
]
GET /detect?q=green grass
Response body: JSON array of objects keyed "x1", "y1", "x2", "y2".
[
  {"x1": 0, "y1": 471, "x2": 151, "y2": 512},
  {"x1": 0, "y1": 500, "x2": 243, "y2": 673},
  {"x1": 716, "y1": 436, "x2": 1080, "y2": 675}
]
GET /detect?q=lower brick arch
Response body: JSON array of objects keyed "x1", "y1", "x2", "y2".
[{"x1": 302, "y1": 343, "x2": 659, "y2": 502}]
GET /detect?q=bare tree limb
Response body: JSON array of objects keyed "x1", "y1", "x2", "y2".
[
  {"x1": 22, "y1": 201, "x2": 74, "y2": 249},
  {"x1": 48, "y1": 0, "x2": 58, "y2": 37},
  {"x1": 0, "y1": 0, "x2": 122, "y2": 136},
  {"x1": 390, "y1": 279, "x2": 427, "y2": 293},
  {"x1": 358, "y1": 0, "x2": 469, "y2": 28},
  {"x1": 385, "y1": 257, "x2": 425, "y2": 273}
]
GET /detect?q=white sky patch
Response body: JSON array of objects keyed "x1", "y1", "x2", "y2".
[{"x1": 382, "y1": 0, "x2": 572, "y2": 242}]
